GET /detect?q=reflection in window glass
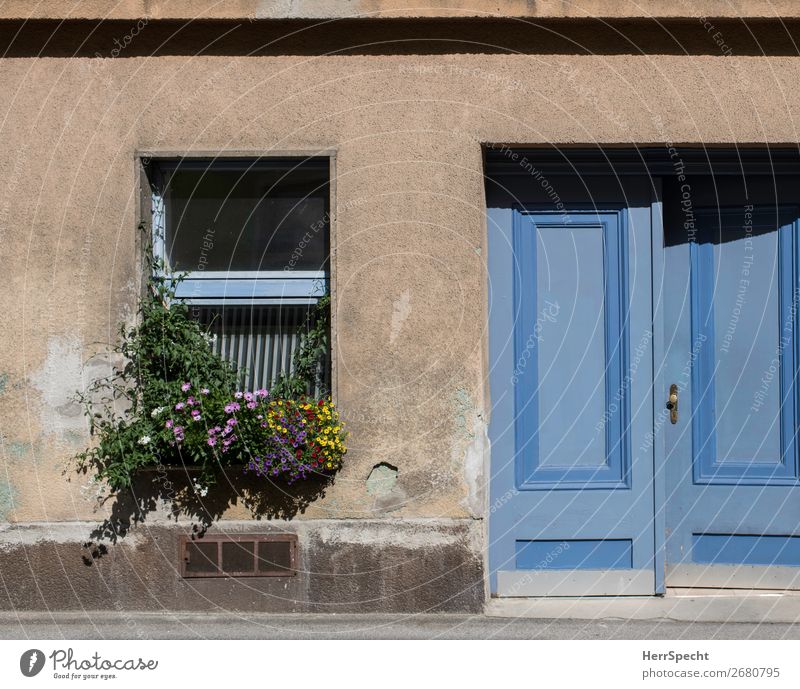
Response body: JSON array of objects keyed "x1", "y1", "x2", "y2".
[{"x1": 163, "y1": 164, "x2": 329, "y2": 272}]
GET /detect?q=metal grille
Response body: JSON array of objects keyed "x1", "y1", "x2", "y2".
[
  {"x1": 190, "y1": 303, "x2": 329, "y2": 395},
  {"x1": 181, "y1": 535, "x2": 298, "y2": 578}
]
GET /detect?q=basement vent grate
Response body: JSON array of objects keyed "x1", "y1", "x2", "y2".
[{"x1": 180, "y1": 534, "x2": 297, "y2": 578}]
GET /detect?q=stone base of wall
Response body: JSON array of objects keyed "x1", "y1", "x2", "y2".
[{"x1": 0, "y1": 519, "x2": 484, "y2": 613}]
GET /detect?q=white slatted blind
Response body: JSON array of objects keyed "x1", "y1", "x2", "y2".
[{"x1": 192, "y1": 304, "x2": 329, "y2": 395}]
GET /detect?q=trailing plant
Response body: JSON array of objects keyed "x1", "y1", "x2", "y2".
[{"x1": 75, "y1": 224, "x2": 345, "y2": 494}]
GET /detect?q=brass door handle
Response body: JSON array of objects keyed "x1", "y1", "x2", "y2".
[{"x1": 666, "y1": 384, "x2": 678, "y2": 424}]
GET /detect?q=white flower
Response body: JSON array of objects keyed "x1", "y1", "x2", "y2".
[
  {"x1": 150, "y1": 407, "x2": 165, "y2": 418},
  {"x1": 192, "y1": 480, "x2": 209, "y2": 497},
  {"x1": 138, "y1": 435, "x2": 151, "y2": 446}
]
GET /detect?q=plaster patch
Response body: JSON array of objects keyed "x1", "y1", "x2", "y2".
[
  {"x1": 0, "y1": 522, "x2": 144, "y2": 552},
  {"x1": 366, "y1": 462, "x2": 398, "y2": 496},
  {"x1": 30, "y1": 336, "x2": 87, "y2": 438},
  {"x1": 463, "y1": 416, "x2": 488, "y2": 518},
  {"x1": 452, "y1": 388, "x2": 486, "y2": 517},
  {"x1": 0, "y1": 480, "x2": 16, "y2": 521},
  {"x1": 6, "y1": 440, "x2": 35, "y2": 458},
  {"x1": 453, "y1": 387, "x2": 475, "y2": 440},
  {"x1": 389, "y1": 288, "x2": 412, "y2": 344},
  {"x1": 311, "y1": 519, "x2": 473, "y2": 549}
]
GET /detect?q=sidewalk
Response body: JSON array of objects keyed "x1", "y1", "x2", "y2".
[{"x1": 1, "y1": 613, "x2": 798, "y2": 640}]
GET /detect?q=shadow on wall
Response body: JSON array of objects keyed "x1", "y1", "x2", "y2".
[{"x1": 79, "y1": 468, "x2": 332, "y2": 565}]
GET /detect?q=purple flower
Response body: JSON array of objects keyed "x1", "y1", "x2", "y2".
[
  {"x1": 234, "y1": 391, "x2": 243, "y2": 399},
  {"x1": 175, "y1": 402, "x2": 185, "y2": 411},
  {"x1": 207, "y1": 437, "x2": 217, "y2": 447},
  {"x1": 166, "y1": 419, "x2": 174, "y2": 429},
  {"x1": 226, "y1": 418, "x2": 237, "y2": 427},
  {"x1": 256, "y1": 389, "x2": 269, "y2": 398},
  {"x1": 246, "y1": 401, "x2": 257, "y2": 410},
  {"x1": 191, "y1": 409, "x2": 201, "y2": 420},
  {"x1": 201, "y1": 388, "x2": 210, "y2": 395},
  {"x1": 181, "y1": 382, "x2": 191, "y2": 392},
  {"x1": 224, "y1": 402, "x2": 240, "y2": 413},
  {"x1": 186, "y1": 396, "x2": 196, "y2": 406}
]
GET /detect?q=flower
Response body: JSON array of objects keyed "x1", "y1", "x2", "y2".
[
  {"x1": 224, "y1": 402, "x2": 240, "y2": 413},
  {"x1": 234, "y1": 391, "x2": 243, "y2": 399},
  {"x1": 138, "y1": 435, "x2": 151, "y2": 446},
  {"x1": 165, "y1": 419, "x2": 174, "y2": 429},
  {"x1": 150, "y1": 407, "x2": 165, "y2": 418},
  {"x1": 201, "y1": 388, "x2": 210, "y2": 395},
  {"x1": 181, "y1": 382, "x2": 191, "y2": 392},
  {"x1": 256, "y1": 389, "x2": 269, "y2": 398},
  {"x1": 175, "y1": 402, "x2": 185, "y2": 411}
]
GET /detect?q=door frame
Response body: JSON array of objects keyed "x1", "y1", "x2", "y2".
[{"x1": 484, "y1": 145, "x2": 800, "y2": 598}]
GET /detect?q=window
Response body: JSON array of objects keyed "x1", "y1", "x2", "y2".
[{"x1": 146, "y1": 157, "x2": 331, "y2": 393}]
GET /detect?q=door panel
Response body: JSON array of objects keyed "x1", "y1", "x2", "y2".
[
  {"x1": 664, "y1": 176, "x2": 800, "y2": 586},
  {"x1": 488, "y1": 176, "x2": 656, "y2": 596},
  {"x1": 515, "y1": 210, "x2": 628, "y2": 488}
]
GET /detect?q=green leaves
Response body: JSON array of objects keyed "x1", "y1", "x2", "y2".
[
  {"x1": 75, "y1": 225, "x2": 238, "y2": 492},
  {"x1": 272, "y1": 295, "x2": 330, "y2": 399},
  {"x1": 74, "y1": 224, "x2": 333, "y2": 494}
]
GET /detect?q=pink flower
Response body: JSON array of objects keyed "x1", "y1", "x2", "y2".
[
  {"x1": 181, "y1": 382, "x2": 191, "y2": 392},
  {"x1": 207, "y1": 438, "x2": 216, "y2": 447},
  {"x1": 234, "y1": 391, "x2": 243, "y2": 399},
  {"x1": 247, "y1": 401, "x2": 257, "y2": 410},
  {"x1": 166, "y1": 419, "x2": 174, "y2": 429},
  {"x1": 175, "y1": 402, "x2": 185, "y2": 411},
  {"x1": 256, "y1": 389, "x2": 269, "y2": 398},
  {"x1": 201, "y1": 388, "x2": 210, "y2": 395},
  {"x1": 224, "y1": 402, "x2": 240, "y2": 413}
]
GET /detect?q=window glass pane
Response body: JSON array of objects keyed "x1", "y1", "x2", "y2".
[{"x1": 162, "y1": 163, "x2": 329, "y2": 272}]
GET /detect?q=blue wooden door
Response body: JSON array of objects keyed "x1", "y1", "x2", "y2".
[
  {"x1": 664, "y1": 175, "x2": 800, "y2": 587},
  {"x1": 487, "y1": 176, "x2": 657, "y2": 596}
]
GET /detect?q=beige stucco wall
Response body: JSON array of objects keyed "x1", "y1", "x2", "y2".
[{"x1": 2, "y1": 47, "x2": 800, "y2": 527}]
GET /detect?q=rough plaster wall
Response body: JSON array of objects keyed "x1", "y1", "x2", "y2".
[{"x1": 1, "y1": 52, "x2": 800, "y2": 526}]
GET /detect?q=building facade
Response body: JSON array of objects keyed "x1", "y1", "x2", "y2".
[{"x1": 2, "y1": 1, "x2": 800, "y2": 614}]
